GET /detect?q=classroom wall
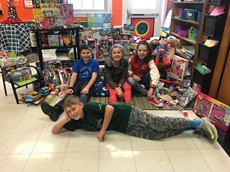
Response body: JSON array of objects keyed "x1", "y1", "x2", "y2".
[
  {"x1": 0, "y1": 0, "x2": 170, "y2": 25},
  {"x1": 0, "y1": 1, "x2": 33, "y2": 21},
  {"x1": 0, "y1": 0, "x2": 122, "y2": 25}
]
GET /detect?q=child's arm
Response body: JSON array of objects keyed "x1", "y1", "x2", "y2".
[
  {"x1": 148, "y1": 60, "x2": 160, "y2": 97},
  {"x1": 97, "y1": 105, "x2": 114, "y2": 141},
  {"x1": 67, "y1": 72, "x2": 78, "y2": 94},
  {"x1": 52, "y1": 112, "x2": 70, "y2": 134},
  {"x1": 81, "y1": 72, "x2": 98, "y2": 94},
  {"x1": 118, "y1": 61, "x2": 129, "y2": 86}
]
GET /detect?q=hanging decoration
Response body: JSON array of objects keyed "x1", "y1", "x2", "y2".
[{"x1": 5, "y1": 0, "x2": 22, "y2": 23}]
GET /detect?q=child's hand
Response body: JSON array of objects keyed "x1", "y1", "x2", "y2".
[
  {"x1": 81, "y1": 87, "x2": 89, "y2": 94},
  {"x1": 66, "y1": 89, "x2": 73, "y2": 94},
  {"x1": 97, "y1": 130, "x2": 105, "y2": 142},
  {"x1": 133, "y1": 75, "x2": 141, "y2": 81},
  {"x1": 115, "y1": 87, "x2": 123, "y2": 97},
  {"x1": 64, "y1": 110, "x2": 71, "y2": 121}
]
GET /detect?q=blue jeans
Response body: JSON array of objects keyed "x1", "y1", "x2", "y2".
[
  {"x1": 127, "y1": 73, "x2": 151, "y2": 96},
  {"x1": 54, "y1": 81, "x2": 93, "y2": 113}
]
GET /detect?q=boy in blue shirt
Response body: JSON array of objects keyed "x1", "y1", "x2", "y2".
[
  {"x1": 52, "y1": 95, "x2": 218, "y2": 142},
  {"x1": 41, "y1": 44, "x2": 99, "y2": 121}
]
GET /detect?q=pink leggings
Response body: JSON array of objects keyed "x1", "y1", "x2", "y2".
[{"x1": 106, "y1": 81, "x2": 131, "y2": 104}]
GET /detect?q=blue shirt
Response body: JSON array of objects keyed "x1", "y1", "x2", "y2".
[{"x1": 73, "y1": 58, "x2": 99, "y2": 82}]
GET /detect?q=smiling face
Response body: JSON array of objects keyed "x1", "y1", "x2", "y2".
[
  {"x1": 65, "y1": 103, "x2": 84, "y2": 120},
  {"x1": 111, "y1": 47, "x2": 123, "y2": 63},
  {"x1": 137, "y1": 44, "x2": 148, "y2": 60},
  {"x1": 80, "y1": 49, "x2": 92, "y2": 63}
]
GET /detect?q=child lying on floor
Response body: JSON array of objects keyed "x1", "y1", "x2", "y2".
[{"x1": 51, "y1": 95, "x2": 218, "y2": 142}]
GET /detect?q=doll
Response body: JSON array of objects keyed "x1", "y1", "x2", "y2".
[{"x1": 155, "y1": 36, "x2": 170, "y2": 66}]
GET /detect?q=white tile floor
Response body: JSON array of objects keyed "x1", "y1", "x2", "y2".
[{"x1": 0, "y1": 75, "x2": 230, "y2": 172}]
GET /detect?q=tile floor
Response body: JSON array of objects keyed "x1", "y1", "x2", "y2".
[{"x1": 0, "y1": 75, "x2": 230, "y2": 172}]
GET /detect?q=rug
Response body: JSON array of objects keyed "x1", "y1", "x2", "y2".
[{"x1": 90, "y1": 96, "x2": 189, "y2": 110}]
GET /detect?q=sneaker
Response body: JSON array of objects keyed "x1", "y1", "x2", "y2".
[
  {"x1": 41, "y1": 102, "x2": 60, "y2": 121},
  {"x1": 148, "y1": 96, "x2": 163, "y2": 107},
  {"x1": 196, "y1": 117, "x2": 218, "y2": 142}
]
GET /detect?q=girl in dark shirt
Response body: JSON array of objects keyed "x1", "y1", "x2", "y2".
[{"x1": 104, "y1": 44, "x2": 132, "y2": 104}]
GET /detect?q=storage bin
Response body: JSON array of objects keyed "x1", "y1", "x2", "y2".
[
  {"x1": 194, "y1": 28, "x2": 198, "y2": 40},
  {"x1": 198, "y1": 41, "x2": 219, "y2": 70},
  {"x1": 175, "y1": 25, "x2": 181, "y2": 33},
  {"x1": 197, "y1": 11, "x2": 202, "y2": 23},
  {"x1": 180, "y1": 9, "x2": 186, "y2": 19},
  {"x1": 178, "y1": 29, "x2": 188, "y2": 38},
  {"x1": 188, "y1": 29, "x2": 194, "y2": 40},
  {"x1": 184, "y1": 9, "x2": 198, "y2": 21},
  {"x1": 203, "y1": 14, "x2": 226, "y2": 38},
  {"x1": 194, "y1": 67, "x2": 212, "y2": 94}
]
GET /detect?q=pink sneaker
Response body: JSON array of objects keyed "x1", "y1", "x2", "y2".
[{"x1": 148, "y1": 96, "x2": 163, "y2": 107}]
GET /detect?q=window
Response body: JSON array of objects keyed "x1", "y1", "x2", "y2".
[
  {"x1": 127, "y1": 0, "x2": 164, "y2": 15},
  {"x1": 69, "y1": 0, "x2": 108, "y2": 13}
]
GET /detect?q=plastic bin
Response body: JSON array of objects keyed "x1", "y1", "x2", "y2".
[
  {"x1": 203, "y1": 14, "x2": 226, "y2": 39},
  {"x1": 178, "y1": 29, "x2": 188, "y2": 38},
  {"x1": 175, "y1": 25, "x2": 181, "y2": 33},
  {"x1": 184, "y1": 9, "x2": 198, "y2": 21},
  {"x1": 194, "y1": 67, "x2": 212, "y2": 94},
  {"x1": 194, "y1": 28, "x2": 198, "y2": 40},
  {"x1": 198, "y1": 41, "x2": 219, "y2": 70},
  {"x1": 188, "y1": 29, "x2": 194, "y2": 40}
]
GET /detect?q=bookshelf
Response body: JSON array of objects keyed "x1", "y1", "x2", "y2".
[{"x1": 35, "y1": 27, "x2": 80, "y2": 71}]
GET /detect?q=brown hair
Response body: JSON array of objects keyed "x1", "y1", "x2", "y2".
[{"x1": 63, "y1": 95, "x2": 81, "y2": 109}]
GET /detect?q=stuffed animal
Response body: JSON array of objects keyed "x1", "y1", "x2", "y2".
[
  {"x1": 167, "y1": 36, "x2": 180, "y2": 62},
  {"x1": 155, "y1": 36, "x2": 170, "y2": 66}
]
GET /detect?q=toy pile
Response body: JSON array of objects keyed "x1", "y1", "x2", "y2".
[
  {"x1": 156, "y1": 78, "x2": 197, "y2": 108},
  {"x1": 19, "y1": 87, "x2": 51, "y2": 106},
  {"x1": 79, "y1": 24, "x2": 134, "y2": 63}
]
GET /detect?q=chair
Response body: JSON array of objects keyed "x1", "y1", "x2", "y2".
[{"x1": 1, "y1": 63, "x2": 42, "y2": 104}]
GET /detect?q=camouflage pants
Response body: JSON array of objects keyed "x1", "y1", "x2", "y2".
[{"x1": 126, "y1": 106, "x2": 191, "y2": 140}]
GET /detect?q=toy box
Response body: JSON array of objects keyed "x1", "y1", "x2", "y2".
[
  {"x1": 170, "y1": 55, "x2": 189, "y2": 81},
  {"x1": 193, "y1": 92, "x2": 230, "y2": 133}
]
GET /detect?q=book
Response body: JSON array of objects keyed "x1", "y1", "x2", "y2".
[{"x1": 48, "y1": 35, "x2": 59, "y2": 47}]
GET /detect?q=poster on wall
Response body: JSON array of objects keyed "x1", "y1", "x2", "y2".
[
  {"x1": 131, "y1": 18, "x2": 155, "y2": 39},
  {"x1": 24, "y1": 0, "x2": 33, "y2": 8}
]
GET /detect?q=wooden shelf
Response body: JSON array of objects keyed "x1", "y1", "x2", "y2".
[
  {"x1": 176, "y1": 48, "x2": 194, "y2": 64},
  {"x1": 172, "y1": 17, "x2": 200, "y2": 26},
  {"x1": 174, "y1": 2, "x2": 204, "y2": 5},
  {"x1": 171, "y1": 32, "x2": 197, "y2": 45}
]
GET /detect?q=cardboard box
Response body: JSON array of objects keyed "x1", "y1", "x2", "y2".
[
  {"x1": 170, "y1": 55, "x2": 189, "y2": 81},
  {"x1": 193, "y1": 92, "x2": 230, "y2": 133}
]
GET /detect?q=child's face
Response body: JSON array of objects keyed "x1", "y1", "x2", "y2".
[
  {"x1": 137, "y1": 44, "x2": 148, "y2": 60},
  {"x1": 65, "y1": 103, "x2": 84, "y2": 120},
  {"x1": 111, "y1": 47, "x2": 123, "y2": 62},
  {"x1": 80, "y1": 49, "x2": 92, "y2": 63}
]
